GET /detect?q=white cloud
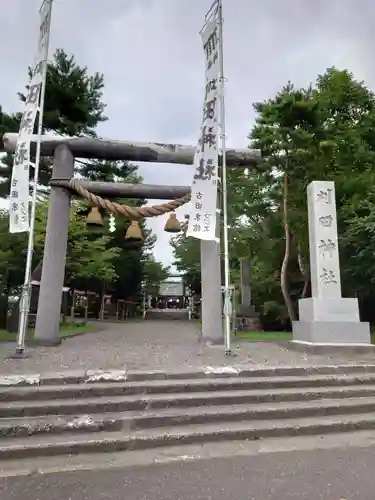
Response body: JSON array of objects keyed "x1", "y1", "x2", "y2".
[{"x1": 1, "y1": 0, "x2": 375, "y2": 267}]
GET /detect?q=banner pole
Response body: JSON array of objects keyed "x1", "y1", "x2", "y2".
[
  {"x1": 217, "y1": 0, "x2": 232, "y2": 355},
  {"x1": 14, "y1": 0, "x2": 53, "y2": 357}
]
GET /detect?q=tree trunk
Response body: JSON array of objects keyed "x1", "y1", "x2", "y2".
[
  {"x1": 301, "y1": 280, "x2": 310, "y2": 299},
  {"x1": 0, "y1": 292, "x2": 8, "y2": 329},
  {"x1": 296, "y1": 242, "x2": 310, "y2": 299},
  {"x1": 280, "y1": 172, "x2": 297, "y2": 322}
]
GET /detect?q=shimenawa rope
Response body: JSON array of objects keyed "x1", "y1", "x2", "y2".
[{"x1": 68, "y1": 178, "x2": 190, "y2": 219}]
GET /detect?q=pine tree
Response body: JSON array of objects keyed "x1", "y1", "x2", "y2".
[{"x1": 0, "y1": 49, "x2": 107, "y2": 198}]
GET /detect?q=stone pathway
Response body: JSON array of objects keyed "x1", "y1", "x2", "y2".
[{"x1": 0, "y1": 320, "x2": 374, "y2": 375}]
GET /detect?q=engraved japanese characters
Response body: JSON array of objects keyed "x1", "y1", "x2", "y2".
[
  {"x1": 187, "y1": 13, "x2": 220, "y2": 241},
  {"x1": 307, "y1": 181, "x2": 342, "y2": 298},
  {"x1": 9, "y1": 0, "x2": 52, "y2": 233}
]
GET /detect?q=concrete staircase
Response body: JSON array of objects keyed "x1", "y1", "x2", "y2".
[
  {"x1": 144, "y1": 308, "x2": 189, "y2": 320},
  {"x1": 2, "y1": 364, "x2": 375, "y2": 460}
]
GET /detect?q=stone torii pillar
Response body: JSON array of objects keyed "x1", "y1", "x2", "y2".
[
  {"x1": 34, "y1": 145, "x2": 75, "y2": 344},
  {"x1": 200, "y1": 212, "x2": 223, "y2": 344}
]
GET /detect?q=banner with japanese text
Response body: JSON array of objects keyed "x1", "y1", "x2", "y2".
[
  {"x1": 186, "y1": 11, "x2": 220, "y2": 241},
  {"x1": 9, "y1": 0, "x2": 52, "y2": 233}
]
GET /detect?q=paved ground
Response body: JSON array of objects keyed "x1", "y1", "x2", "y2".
[
  {"x1": 1, "y1": 445, "x2": 374, "y2": 499},
  {"x1": 1, "y1": 320, "x2": 374, "y2": 375}
]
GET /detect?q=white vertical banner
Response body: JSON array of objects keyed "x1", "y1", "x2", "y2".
[
  {"x1": 186, "y1": 10, "x2": 220, "y2": 241},
  {"x1": 9, "y1": 0, "x2": 53, "y2": 233}
]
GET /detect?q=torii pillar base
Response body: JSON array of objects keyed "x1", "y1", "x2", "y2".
[{"x1": 200, "y1": 239, "x2": 223, "y2": 345}]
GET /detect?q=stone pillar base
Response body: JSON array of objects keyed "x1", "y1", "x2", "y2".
[
  {"x1": 288, "y1": 339, "x2": 374, "y2": 355},
  {"x1": 30, "y1": 337, "x2": 62, "y2": 347},
  {"x1": 298, "y1": 297, "x2": 360, "y2": 322},
  {"x1": 292, "y1": 320, "x2": 371, "y2": 344},
  {"x1": 236, "y1": 315, "x2": 262, "y2": 332},
  {"x1": 204, "y1": 338, "x2": 225, "y2": 346},
  {"x1": 293, "y1": 296, "x2": 371, "y2": 345}
]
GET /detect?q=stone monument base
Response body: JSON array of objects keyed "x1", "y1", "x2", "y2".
[
  {"x1": 292, "y1": 320, "x2": 371, "y2": 344},
  {"x1": 235, "y1": 304, "x2": 262, "y2": 332},
  {"x1": 288, "y1": 339, "x2": 374, "y2": 355},
  {"x1": 31, "y1": 337, "x2": 62, "y2": 347},
  {"x1": 293, "y1": 296, "x2": 371, "y2": 345},
  {"x1": 297, "y1": 297, "x2": 361, "y2": 323}
]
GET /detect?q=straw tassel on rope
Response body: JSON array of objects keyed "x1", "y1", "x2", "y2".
[{"x1": 68, "y1": 179, "x2": 191, "y2": 219}]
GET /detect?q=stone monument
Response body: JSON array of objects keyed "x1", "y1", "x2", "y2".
[
  {"x1": 237, "y1": 258, "x2": 255, "y2": 316},
  {"x1": 292, "y1": 181, "x2": 371, "y2": 345},
  {"x1": 236, "y1": 257, "x2": 261, "y2": 331}
]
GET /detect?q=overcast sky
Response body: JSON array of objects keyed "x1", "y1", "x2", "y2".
[{"x1": 1, "y1": 0, "x2": 374, "y2": 268}]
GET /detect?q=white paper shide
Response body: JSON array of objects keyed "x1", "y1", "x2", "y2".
[
  {"x1": 187, "y1": 14, "x2": 220, "y2": 241},
  {"x1": 9, "y1": 0, "x2": 52, "y2": 233}
]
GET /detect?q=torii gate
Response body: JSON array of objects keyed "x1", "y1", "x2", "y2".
[{"x1": 2, "y1": 133, "x2": 261, "y2": 346}]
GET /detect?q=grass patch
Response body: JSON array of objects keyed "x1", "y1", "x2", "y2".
[
  {"x1": 56, "y1": 323, "x2": 97, "y2": 338},
  {"x1": 194, "y1": 320, "x2": 375, "y2": 344},
  {"x1": 0, "y1": 322, "x2": 96, "y2": 342},
  {"x1": 235, "y1": 331, "x2": 293, "y2": 342},
  {"x1": 236, "y1": 330, "x2": 375, "y2": 344},
  {"x1": 193, "y1": 319, "x2": 292, "y2": 342},
  {"x1": 0, "y1": 330, "x2": 18, "y2": 342}
]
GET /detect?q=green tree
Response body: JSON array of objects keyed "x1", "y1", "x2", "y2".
[
  {"x1": 0, "y1": 49, "x2": 107, "y2": 197},
  {"x1": 74, "y1": 159, "x2": 158, "y2": 301},
  {"x1": 312, "y1": 68, "x2": 375, "y2": 316},
  {"x1": 0, "y1": 47, "x2": 110, "y2": 328},
  {"x1": 0, "y1": 210, "x2": 30, "y2": 327},
  {"x1": 19, "y1": 48, "x2": 107, "y2": 137},
  {"x1": 0, "y1": 202, "x2": 121, "y2": 328},
  {"x1": 239, "y1": 68, "x2": 375, "y2": 326},
  {"x1": 173, "y1": 67, "x2": 375, "y2": 329},
  {"x1": 171, "y1": 217, "x2": 202, "y2": 294},
  {"x1": 0, "y1": 107, "x2": 20, "y2": 202},
  {"x1": 0, "y1": 106, "x2": 19, "y2": 138},
  {"x1": 34, "y1": 201, "x2": 120, "y2": 285},
  {"x1": 0, "y1": 48, "x2": 170, "y2": 314},
  {"x1": 247, "y1": 83, "x2": 320, "y2": 322},
  {"x1": 142, "y1": 256, "x2": 170, "y2": 297}
]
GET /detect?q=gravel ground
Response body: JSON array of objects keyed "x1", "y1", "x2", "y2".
[{"x1": 0, "y1": 320, "x2": 374, "y2": 375}]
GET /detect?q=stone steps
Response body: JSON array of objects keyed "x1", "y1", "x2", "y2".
[
  {"x1": 1, "y1": 412, "x2": 375, "y2": 460},
  {"x1": 2, "y1": 373, "x2": 375, "y2": 402},
  {"x1": 3, "y1": 363, "x2": 375, "y2": 386},
  {"x1": 144, "y1": 310, "x2": 189, "y2": 321},
  {"x1": 1, "y1": 396, "x2": 375, "y2": 440},
  {"x1": 3, "y1": 384, "x2": 375, "y2": 418},
  {"x1": 1, "y1": 365, "x2": 375, "y2": 460}
]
